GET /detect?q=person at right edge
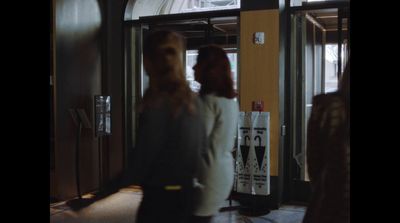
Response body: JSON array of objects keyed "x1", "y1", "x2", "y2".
[
  {"x1": 302, "y1": 58, "x2": 350, "y2": 223},
  {"x1": 191, "y1": 45, "x2": 239, "y2": 223}
]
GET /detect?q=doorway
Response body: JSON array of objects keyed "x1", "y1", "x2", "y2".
[
  {"x1": 123, "y1": 10, "x2": 240, "y2": 178},
  {"x1": 285, "y1": 3, "x2": 349, "y2": 202}
]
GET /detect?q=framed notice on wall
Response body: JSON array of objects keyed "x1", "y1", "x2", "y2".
[{"x1": 94, "y1": 95, "x2": 111, "y2": 136}]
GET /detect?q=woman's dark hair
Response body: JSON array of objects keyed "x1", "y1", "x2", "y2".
[{"x1": 196, "y1": 45, "x2": 236, "y2": 99}]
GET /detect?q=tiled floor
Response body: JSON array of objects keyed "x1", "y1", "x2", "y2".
[
  {"x1": 212, "y1": 204, "x2": 305, "y2": 223},
  {"x1": 50, "y1": 187, "x2": 306, "y2": 223}
]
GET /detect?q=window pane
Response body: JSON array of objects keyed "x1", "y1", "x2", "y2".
[
  {"x1": 227, "y1": 51, "x2": 238, "y2": 91},
  {"x1": 182, "y1": 0, "x2": 241, "y2": 13},
  {"x1": 129, "y1": 0, "x2": 240, "y2": 20},
  {"x1": 185, "y1": 50, "x2": 201, "y2": 93},
  {"x1": 324, "y1": 44, "x2": 338, "y2": 93}
]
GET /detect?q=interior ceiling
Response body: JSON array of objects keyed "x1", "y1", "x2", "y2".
[
  {"x1": 146, "y1": 8, "x2": 349, "y2": 43},
  {"x1": 148, "y1": 16, "x2": 238, "y2": 38},
  {"x1": 307, "y1": 8, "x2": 349, "y2": 31}
]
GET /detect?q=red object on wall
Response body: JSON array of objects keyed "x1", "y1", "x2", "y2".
[{"x1": 252, "y1": 100, "x2": 264, "y2": 111}]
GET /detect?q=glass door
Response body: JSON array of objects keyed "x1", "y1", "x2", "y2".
[
  {"x1": 123, "y1": 13, "x2": 240, "y2": 182},
  {"x1": 123, "y1": 23, "x2": 149, "y2": 179},
  {"x1": 287, "y1": 5, "x2": 349, "y2": 202}
]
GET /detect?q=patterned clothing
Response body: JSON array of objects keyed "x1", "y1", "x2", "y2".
[{"x1": 303, "y1": 92, "x2": 350, "y2": 223}]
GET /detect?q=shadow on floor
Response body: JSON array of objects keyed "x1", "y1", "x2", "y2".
[{"x1": 65, "y1": 189, "x2": 120, "y2": 211}]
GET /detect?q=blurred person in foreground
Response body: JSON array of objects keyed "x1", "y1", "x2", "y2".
[
  {"x1": 303, "y1": 59, "x2": 350, "y2": 223},
  {"x1": 132, "y1": 30, "x2": 206, "y2": 223}
]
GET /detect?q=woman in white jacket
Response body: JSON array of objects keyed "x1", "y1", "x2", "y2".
[{"x1": 191, "y1": 45, "x2": 239, "y2": 223}]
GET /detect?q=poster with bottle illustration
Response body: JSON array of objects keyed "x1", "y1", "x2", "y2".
[{"x1": 234, "y1": 112, "x2": 270, "y2": 195}]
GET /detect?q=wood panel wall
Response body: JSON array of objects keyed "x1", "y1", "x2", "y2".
[
  {"x1": 54, "y1": 0, "x2": 102, "y2": 200},
  {"x1": 240, "y1": 9, "x2": 280, "y2": 176},
  {"x1": 52, "y1": 0, "x2": 128, "y2": 200}
]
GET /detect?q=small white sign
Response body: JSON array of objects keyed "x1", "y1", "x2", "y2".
[{"x1": 254, "y1": 32, "x2": 265, "y2": 45}]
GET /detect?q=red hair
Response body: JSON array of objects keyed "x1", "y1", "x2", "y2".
[{"x1": 196, "y1": 45, "x2": 236, "y2": 99}]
